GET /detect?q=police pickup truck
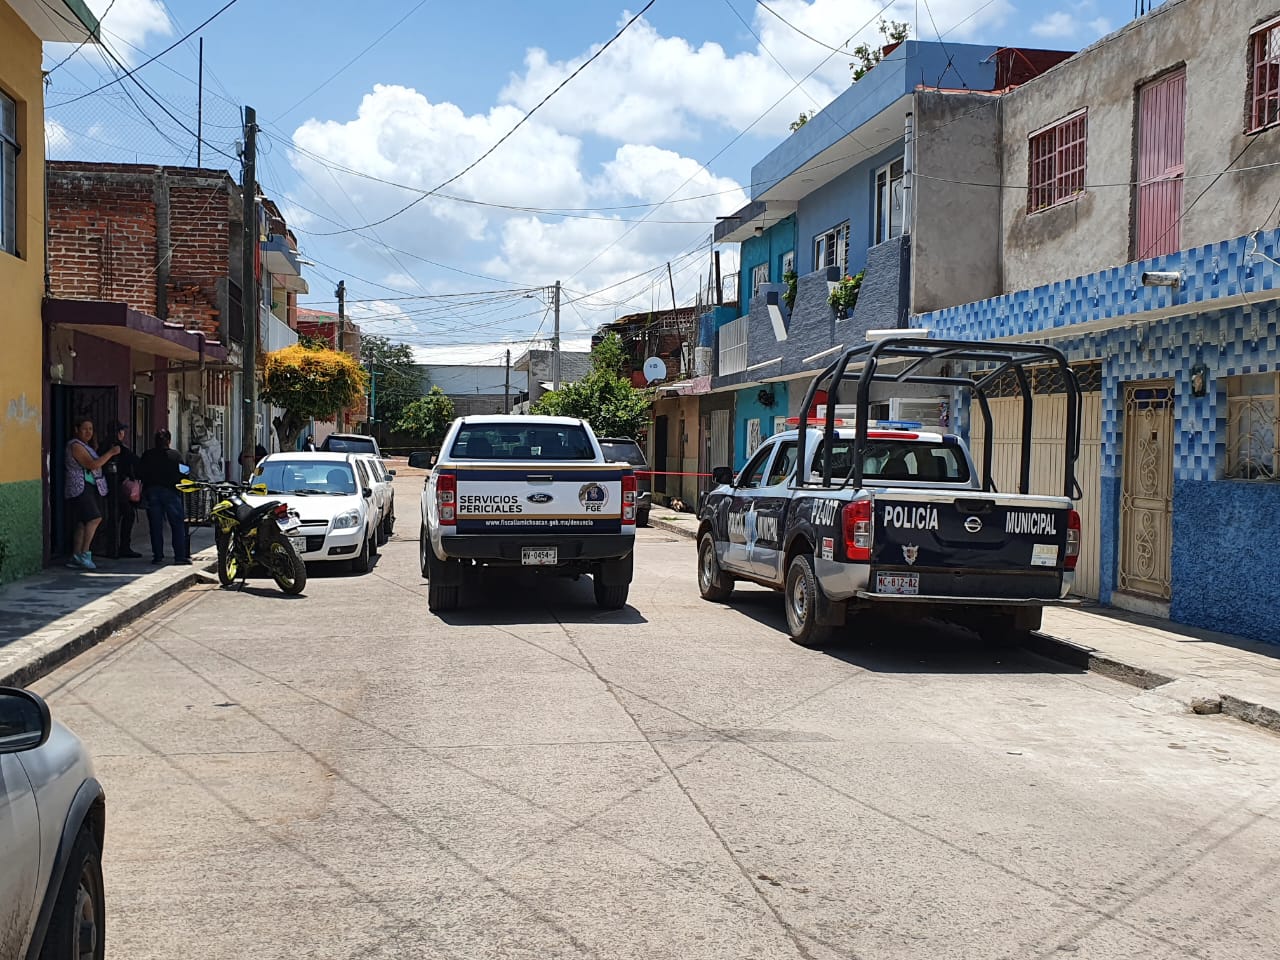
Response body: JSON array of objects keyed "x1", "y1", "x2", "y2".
[
  {"x1": 420, "y1": 415, "x2": 638, "y2": 612},
  {"x1": 696, "y1": 337, "x2": 1083, "y2": 647}
]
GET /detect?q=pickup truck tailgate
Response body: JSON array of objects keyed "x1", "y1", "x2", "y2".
[
  {"x1": 871, "y1": 492, "x2": 1072, "y2": 599},
  {"x1": 452, "y1": 465, "x2": 627, "y2": 534}
]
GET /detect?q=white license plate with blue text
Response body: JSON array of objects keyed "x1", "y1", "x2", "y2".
[
  {"x1": 876, "y1": 573, "x2": 919, "y2": 595},
  {"x1": 522, "y1": 547, "x2": 558, "y2": 566}
]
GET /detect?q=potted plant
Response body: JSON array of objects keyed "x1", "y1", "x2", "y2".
[
  {"x1": 782, "y1": 269, "x2": 798, "y2": 311},
  {"x1": 827, "y1": 270, "x2": 864, "y2": 319}
]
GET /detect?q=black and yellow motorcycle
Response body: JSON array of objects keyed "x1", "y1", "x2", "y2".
[{"x1": 178, "y1": 478, "x2": 307, "y2": 595}]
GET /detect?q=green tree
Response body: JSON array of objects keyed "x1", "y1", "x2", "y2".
[
  {"x1": 397, "y1": 386, "x2": 456, "y2": 448},
  {"x1": 360, "y1": 334, "x2": 419, "y2": 433},
  {"x1": 261, "y1": 344, "x2": 369, "y2": 452},
  {"x1": 850, "y1": 19, "x2": 910, "y2": 82},
  {"x1": 531, "y1": 333, "x2": 652, "y2": 439}
]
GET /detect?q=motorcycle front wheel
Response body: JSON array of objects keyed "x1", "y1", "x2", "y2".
[
  {"x1": 217, "y1": 535, "x2": 240, "y2": 586},
  {"x1": 266, "y1": 532, "x2": 307, "y2": 595}
]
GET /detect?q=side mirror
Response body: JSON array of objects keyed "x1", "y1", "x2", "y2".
[
  {"x1": 712, "y1": 466, "x2": 735, "y2": 487},
  {"x1": 363, "y1": 487, "x2": 373, "y2": 499},
  {"x1": 387, "y1": 469, "x2": 397, "y2": 476},
  {"x1": 0, "y1": 687, "x2": 52, "y2": 754}
]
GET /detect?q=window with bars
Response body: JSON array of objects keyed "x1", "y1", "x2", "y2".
[
  {"x1": 813, "y1": 222, "x2": 849, "y2": 274},
  {"x1": 1, "y1": 89, "x2": 17, "y2": 256},
  {"x1": 1249, "y1": 19, "x2": 1280, "y2": 132},
  {"x1": 1027, "y1": 111, "x2": 1087, "y2": 213},
  {"x1": 1227, "y1": 372, "x2": 1279, "y2": 480}
]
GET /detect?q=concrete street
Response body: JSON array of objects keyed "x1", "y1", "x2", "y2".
[{"x1": 31, "y1": 476, "x2": 1280, "y2": 959}]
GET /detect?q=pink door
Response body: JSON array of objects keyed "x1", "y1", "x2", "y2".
[{"x1": 1137, "y1": 69, "x2": 1186, "y2": 259}]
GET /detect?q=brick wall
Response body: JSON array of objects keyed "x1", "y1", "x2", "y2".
[{"x1": 46, "y1": 163, "x2": 238, "y2": 340}]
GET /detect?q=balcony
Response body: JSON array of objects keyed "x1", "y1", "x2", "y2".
[{"x1": 261, "y1": 235, "x2": 308, "y2": 293}]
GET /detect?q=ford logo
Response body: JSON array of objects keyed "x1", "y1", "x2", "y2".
[
  {"x1": 964, "y1": 516, "x2": 983, "y2": 534},
  {"x1": 527, "y1": 493, "x2": 554, "y2": 504}
]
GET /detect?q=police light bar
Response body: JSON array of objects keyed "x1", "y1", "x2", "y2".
[{"x1": 784, "y1": 417, "x2": 923, "y2": 431}]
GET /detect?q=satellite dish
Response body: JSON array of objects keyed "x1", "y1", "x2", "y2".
[{"x1": 642, "y1": 356, "x2": 667, "y2": 383}]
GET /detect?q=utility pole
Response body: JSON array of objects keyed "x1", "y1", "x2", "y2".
[
  {"x1": 196, "y1": 38, "x2": 203, "y2": 167},
  {"x1": 504, "y1": 348, "x2": 511, "y2": 414},
  {"x1": 552, "y1": 280, "x2": 562, "y2": 391},
  {"x1": 335, "y1": 279, "x2": 346, "y2": 351},
  {"x1": 239, "y1": 105, "x2": 258, "y2": 480},
  {"x1": 367, "y1": 365, "x2": 378, "y2": 429},
  {"x1": 713, "y1": 250, "x2": 723, "y2": 306}
]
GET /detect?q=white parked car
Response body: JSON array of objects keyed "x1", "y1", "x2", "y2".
[
  {"x1": 249, "y1": 453, "x2": 381, "y2": 573},
  {"x1": 353, "y1": 453, "x2": 396, "y2": 543}
]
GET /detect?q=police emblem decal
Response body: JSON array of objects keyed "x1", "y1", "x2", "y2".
[{"x1": 902, "y1": 544, "x2": 919, "y2": 565}]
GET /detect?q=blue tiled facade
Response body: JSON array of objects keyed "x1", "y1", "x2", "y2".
[{"x1": 914, "y1": 230, "x2": 1280, "y2": 643}]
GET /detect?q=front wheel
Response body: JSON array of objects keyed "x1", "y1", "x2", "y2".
[
  {"x1": 697, "y1": 533, "x2": 733, "y2": 601},
  {"x1": 784, "y1": 553, "x2": 835, "y2": 648},
  {"x1": 217, "y1": 538, "x2": 240, "y2": 586},
  {"x1": 267, "y1": 534, "x2": 307, "y2": 595},
  {"x1": 38, "y1": 825, "x2": 105, "y2": 960},
  {"x1": 351, "y1": 531, "x2": 373, "y2": 574}
]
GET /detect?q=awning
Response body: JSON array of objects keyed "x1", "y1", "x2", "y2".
[
  {"x1": 44, "y1": 299, "x2": 228, "y2": 363},
  {"x1": 262, "y1": 235, "x2": 307, "y2": 292}
]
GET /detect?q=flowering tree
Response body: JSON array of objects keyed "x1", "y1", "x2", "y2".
[{"x1": 261, "y1": 344, "x2": 369, "y2": 451}]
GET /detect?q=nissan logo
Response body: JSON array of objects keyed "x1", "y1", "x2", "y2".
[{"x1": 964, "y1": 516, "x2": 983, "y2": 534}]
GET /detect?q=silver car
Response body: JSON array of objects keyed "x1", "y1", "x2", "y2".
[{"x1": 1, "y1": 686, "x2": 106, "y2": 960}]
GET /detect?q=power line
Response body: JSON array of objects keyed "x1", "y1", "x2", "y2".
[
  {"x1": 310, "y1": 0, "x2": 658, "y2": 237},
  {"x1": 47, "y1": 0, "x2": 245, "y2": 108},
  {"x1": 44, "y1": 0, "x2": 117, "y2": 75}
]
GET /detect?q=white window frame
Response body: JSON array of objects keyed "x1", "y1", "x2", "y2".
[
  {"x1": 874, "y1": 158, "x2": 905, "y2": 244},
  {"x1": 781, "y1": 250, "x2": 795, "y2": 275},
  {"x1": 751, "y1": 261, "x2": 770, "y2": 293},
  {"x1": 0, "y1": 88, "x2": 18, "y2": 257},
  {"x1": 813, "y1": 222, "x2": 849, "y2": 273},
  {"x1": 1227, "y1": 371, "x2": 1279, "y2": 480}
]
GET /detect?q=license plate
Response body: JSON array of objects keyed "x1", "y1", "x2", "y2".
[
  {"x1": 521, "y1": 547, "x2": 557, "y2": 566},
  {"x1": 288, "y1": 536, "x2": 306, "y2": 554},
  {"x1": 876, "y1": 573, "x2": 919, "y2": 595}
]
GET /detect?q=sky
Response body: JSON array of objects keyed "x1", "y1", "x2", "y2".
[{"x1": 42, "y1": 0, "x2": 1150, "y2": 364}]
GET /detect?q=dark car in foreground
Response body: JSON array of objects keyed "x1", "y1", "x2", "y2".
[
  {"x1": 1, "y1": 686, "x2": 106, "y2": 960},
  {"x1": 598, "y1": 437, "x2": 651, "y2": 527}
]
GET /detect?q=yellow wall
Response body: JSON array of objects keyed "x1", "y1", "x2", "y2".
[{"x1": 0, "y1": 3, "x2": 47, "y2": 579}]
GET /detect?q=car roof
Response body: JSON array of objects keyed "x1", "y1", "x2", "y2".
[
  {"x1": 261, "y1": 451, "x2": 357, "y2": 461},
  {"x1": 457, "y1": 415, "x2": 588, "y2": 427},
  {"x1": 770, "y1": 427, "x2": 949, "y2": 443},
  {"x1": 597, "y1": 437, "x2": 640, "y2": 444},
  {"x1": 324, "y1": 433, "x2": 375, "y2": 440}
]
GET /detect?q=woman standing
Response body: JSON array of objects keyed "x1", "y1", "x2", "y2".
[
  {"x1": 64, "y1": 418, "x2": 120, "y2": 570},
  {"x1": 109, "y1": 421, "x2": 142, "y2": 558}
]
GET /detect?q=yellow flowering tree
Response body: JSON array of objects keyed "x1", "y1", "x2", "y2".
[{"x1": 261, "y1": 344, "x2": 369, "y2": 451}]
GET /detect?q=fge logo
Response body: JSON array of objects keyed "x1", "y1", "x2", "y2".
[{"x1": 578, "y1": 483, "x2": 609, "y2": 513}]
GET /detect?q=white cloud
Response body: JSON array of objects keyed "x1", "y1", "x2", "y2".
[
  {"x1": 1031, "y1": 11, "x2": 1077, "y2": 39},
  {"x1": 499, "y1": 0, "x2": 1012, "y2": 144},
  {"x1": 45, "y1": 118, "x2": 73, "y2": 153},
  {"x1": 1088, "y1": 17, "x2": 1112, "y2": 35},
  {"x1": 84, "y1": 0, "x2": 173, "y2": 61}
]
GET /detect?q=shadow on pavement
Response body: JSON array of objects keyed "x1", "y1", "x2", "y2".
[
  {"x1": 720, "y1": 586, "x2": 1085, "y2": 677},
  {"x1": 433, "y1": 569, "x2": 649, "y2": 626}
]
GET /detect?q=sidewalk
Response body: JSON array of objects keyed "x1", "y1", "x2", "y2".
[
  {"x1": 648, "y1": 510, "x2": 1280, "y2": 734},
  {"x1": 0, "y1": 528, "x2": 217, "y2": 687}
]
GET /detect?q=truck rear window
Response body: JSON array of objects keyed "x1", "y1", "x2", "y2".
[
  {"x1": 813, "y1": 439, "x2": 970, "y2": 483},
  {"x1": 451, "y1": 423, "x2": 596, "y2": 461}
]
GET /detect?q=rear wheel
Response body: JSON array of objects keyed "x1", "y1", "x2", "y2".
[
  {"x1": 266, "y1": 533, "x2": 307, "y2": 595},
  {"x1": 594, "y1": 578, "x2": 630, "y2": 610},
  {"x1": 426, "y1": 547, "x2": 460, "y2": 612},
  {"x1": 697, "y1": 533, "x2": 733, "y2": 601},
  {"x1": 419, "y1": 523, "x2": 431, "y2": 578},
  {"x1": 38, "y1": 824, "x2": 105, "y2": 960},
  {"x1": 784, "y1": 553, "x2": 835, "y2": 648},
  {"x1": 637, "y1": 508, "x2": 650, "y2": 528}
]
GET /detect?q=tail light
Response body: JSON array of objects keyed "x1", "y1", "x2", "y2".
[
  {"x1": 273, "y1": 503, "x2": 290, "y2": 519},
  {"x1": 622, "y1": 473, "x2": 637, "y2": 525},
  {"x1": 436, "y1": 472, "x2": 457, "y2": 526},
  {"x1": 842, "y1": 500, "x2": 873, "y2": 561},
  {"x1": 1064, "y1": 509, "x2": 1081, "y2": 571}
]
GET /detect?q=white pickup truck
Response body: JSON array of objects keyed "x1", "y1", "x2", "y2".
[{"x1": 419, "y1": 415, "x2": 638, "y2": 612}]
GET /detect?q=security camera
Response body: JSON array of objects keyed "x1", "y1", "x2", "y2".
[{"x1": 1140, "y1": 270, "x2": 1182, "y2": 287}]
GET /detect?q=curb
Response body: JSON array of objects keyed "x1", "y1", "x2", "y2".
[
  {"x1": 1023, "y1": 630, "x2": 1280, "y2": 735},
  {"x1": 649, "y1": 516, "x2": 697, "y2": 540},
  {"x1": 0, "y1": 561, "x2": 214, "y2": 689}
]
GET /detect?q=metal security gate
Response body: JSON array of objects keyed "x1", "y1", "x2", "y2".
[
  {"x1": 1119, "y1": 382, "x2": 1174, "y2": 600},
  {"x1": 970, "y1": 375, "x2": 1102, "y2": 599}
]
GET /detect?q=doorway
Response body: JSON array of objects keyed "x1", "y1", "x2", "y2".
[
  {"x1": 1118, "y1": 382, "x2": 1174, "y2": 605},
  {"x1": 51, "y1": 385, "x2": 120, "y2": 558},
  {"x1": 1136, "y1": 68, "x2": 1186, "y2": 259}
]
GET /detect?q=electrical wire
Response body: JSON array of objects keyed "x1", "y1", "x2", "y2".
[
  {"x1": 44, "y1": 0, "x2": 117, "y2": 75},
  {"x1": 309, "y1": 0, "x2": 658, "y2": 237}
]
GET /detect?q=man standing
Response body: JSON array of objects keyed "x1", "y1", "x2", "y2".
[{"x1": 139, "y1": 429, "x2": 190, "y2": 564}]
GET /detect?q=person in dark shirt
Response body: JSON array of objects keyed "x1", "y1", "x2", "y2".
[
  {"x1": 139, "y1": 429, "x2": 190, "y2": 564},
  {"x1": 109, "y1": 421, "x2": 143, "y2": 558}
]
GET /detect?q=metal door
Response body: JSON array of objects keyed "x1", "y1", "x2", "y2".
[
  {"x1": 1137, "y1": 69, "x2": 1186, "y2": 259},
  {"x1": 969, "y1": 387, "x2": 1103, "y2": 599},
  {"x1": 51, "y1": 384, "x2": 120, "y2": 557},
  {"x1": 652, "y1": 415, "x2": 668, "y2": 495},
  {"x1": 1119, "y1": 382, "x2": 1174, "y2": 600},
  {"x1": 748, "y1": 439, "x2": 798, "y2": 580}
]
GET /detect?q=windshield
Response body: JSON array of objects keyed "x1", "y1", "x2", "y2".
[
  {"x1": 812, "y1": 439, "x2": 971, "y2": 484},
  {"x1": 321, "y1": 435, "x2": 377, "y2": 454},
  {"x1": 450, "y1": 423, "x2": 596, "y2": 461},
  {"x1": 256, "y1": 459, "x2": 358, "y2": 495},
  {"x1": 598, "y1": 440, "x2": 645, "y2": 466}
]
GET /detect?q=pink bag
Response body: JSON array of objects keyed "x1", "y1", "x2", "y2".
[{"x1": 122, "y1": 478, "x2": 142, "y2": 503}]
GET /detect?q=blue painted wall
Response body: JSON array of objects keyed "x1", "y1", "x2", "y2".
[
  {"x1": 797, "y1": 141, "x2": 902, "y2": 276},
  {"x1": 1172, "y1": 480, "x2": 1280, "y2": 644},
  {"x1": 733, "y1": 383, "x2": 790, "y2": 470},
  {"x1": 738, "y1": 215, "x2": 796, "y2": 314}
]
